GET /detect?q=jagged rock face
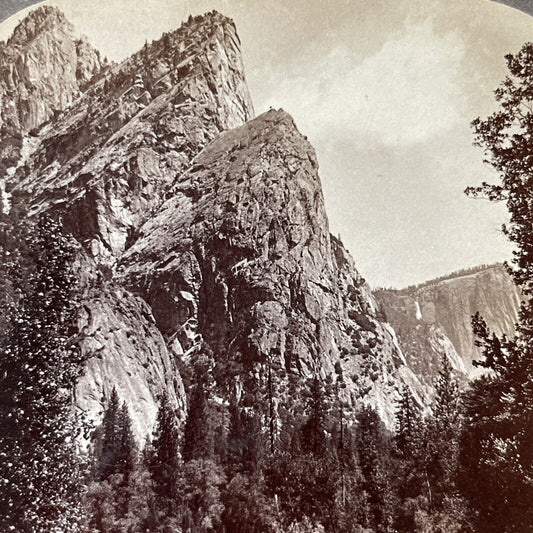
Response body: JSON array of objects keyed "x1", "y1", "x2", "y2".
[
  {"x1": 0, "y1": 6, "x2": 101, "y2": 173},
  {"x1": 375, "y1": 265, "x2": 522, "y2": 389},
  {"x1": 4, "y1": 8, "x2": 423, "y2": 437},
  {"x1": 3, "y1": 9, "x2": 255, "y2": 440},
  {"x1": 7, "y1": 11, "x2": 254, "y2": 264},
  {"x1": 121, "y1": 109, "x2": 425, "y2": 426}
]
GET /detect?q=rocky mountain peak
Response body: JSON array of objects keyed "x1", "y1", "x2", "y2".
[
  {"x1": 120, "y1": 107, "x2": 425, "y2": 427},
  {"x1": 6, "y1": 7, "x2": 254, "y2": 264},
  {"x1": 0, "y1": 7, "x2": 257, "y2": 440},
  {"x1": 0, "y1": 6, "x2": 102, "y2": 174},
  {"x1": 6, "y1": 6, "x2": 70, "y2": 47},
  {"x1": 3, "y1": 7, "x2": 424, "y2": 438}
]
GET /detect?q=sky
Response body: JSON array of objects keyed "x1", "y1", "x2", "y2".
[{"x1": 1, "y1": 0, "x2": 533, "y2": 288}]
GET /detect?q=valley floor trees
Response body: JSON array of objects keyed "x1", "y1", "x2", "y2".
[
  {"x1": 0, "y1": 214, "x2": 85, "y2": 532},
  {"x1": 0, "y1": 215, "x2": 474, "y2": 532},
  {"x1": 82, "y1": 353, "x2": 473, "y2": 533},
  {"x1": 462, "y1": 41, "x2": 533, "y2": 531}
]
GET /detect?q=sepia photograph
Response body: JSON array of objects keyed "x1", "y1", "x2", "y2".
[{"x1": 0, "y1": 0, "x2": 533, "y2": 531}]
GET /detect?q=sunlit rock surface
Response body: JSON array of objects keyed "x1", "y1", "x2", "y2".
[{"x1": 375, "y1": 264, "x2": 522, "y2": 392}]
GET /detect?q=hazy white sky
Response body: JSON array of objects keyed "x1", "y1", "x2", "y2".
[{"x1": 2, "y1": 0, "x2": 532, "y2": 287}]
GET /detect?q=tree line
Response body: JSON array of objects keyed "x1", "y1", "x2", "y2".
[{"x1": 82, "y1": 352, "x2": 471, "y2": 532}]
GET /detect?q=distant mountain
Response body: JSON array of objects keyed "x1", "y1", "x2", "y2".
[{"x1": 375, "y1": 264, "x2": 521, "y2": 393}]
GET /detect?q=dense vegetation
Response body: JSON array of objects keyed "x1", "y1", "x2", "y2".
[
  {"x1": 0, "y1": 214, "x2": 85, "y2": 532},
  {"x1": 461, "y1": 41, "x2": 533, "y2": 532},
  {"x1": 82, "y1": 354, "x2": 469, "y2": 533},
  {"x1": 0, "y1": 215, "x2": 472, "y2": 532}
]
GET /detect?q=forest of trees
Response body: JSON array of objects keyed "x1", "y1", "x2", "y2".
[
  {"x1": 0, "y1": 214, "x2": 85, "y2": 532},
  {"x1": 79, "y1": 352, "x2": 469, "y2": 533},
  {"x1": 3, "y1": 37, "x2": 533, "y2": 533}
]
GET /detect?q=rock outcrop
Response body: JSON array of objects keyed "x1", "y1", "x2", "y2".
[
  {"x1": 120, "y1": 108, "x2": 425, "y2": 425},
  {"x1": 8, "y1": 11, "x2": 254, "y2": 264},
  {"x1": 2, "y1": 9, "x2": 257, "y2": 440},
  {"x1": 375, "y1": 264, "x2": 522, "y2": 390},
  {"x1": 75, "y1": 282, "x2": 185, "y2": 439},
  {"x1": 3, "y1": 8, "x2": 428, "y2": 438},
  {"x1": 0, "y1": 6, "x2": 102, "y2": 173}
]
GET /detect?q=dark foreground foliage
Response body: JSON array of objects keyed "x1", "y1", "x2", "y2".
[
  {"x1": 82, "y1": 352, "x2": 471, "y2": 533},
  {"x1": 461, "y1": 40, "x2": 533, "y2": 533},
  {"x1": 0, "y1": 214, "x2": 85, "y2": 532}
]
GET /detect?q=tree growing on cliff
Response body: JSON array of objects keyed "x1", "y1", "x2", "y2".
[
  {"x1": 100, "y1": 387, "x2": 121, "y2": 479},
  {"x1": 462, "y1": 41, "x2": 533, "y2": 530}
]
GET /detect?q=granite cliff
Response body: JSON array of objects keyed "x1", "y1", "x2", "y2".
[
  {"x1": 119, "y1": 108, "x2": 426, "y2": 427},
  {"x1": 3, "y1": 8, "x2": 256, "y2": 438},
  {"x1": 2, "y1": 7, "x2": 441, "y2": 440},
  {"x1": 375, "y1": 264, "x2": 522, "y2": 391},
  {"x1": 0, "y1": 6, "x2": 102, "y2": 175}
]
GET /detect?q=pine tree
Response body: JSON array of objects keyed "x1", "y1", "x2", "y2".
[
  {"x1": 182, "y1": 353, "x2": 214, "y2": 462},
  {"x1": 100, "y1": 387, "x2": 121, "y2": 480},
  {"x1": 85, "y1": 401, "x2": 144, "y2": 531},
  {"x1": 226, "y1": 401, "x2": 263, "y2": 474},
  {"x1": 116, "y1": 402, "x2": 136, "y2": 479},
  {"x1": 221, "y1": 472, "x2": 279, "y2": 533},
  {"x1": 150, "y1": 392, "x2": 180, "y2": 513},
  {"x1": 422, "y1": 355, "x2": 464, "y2": 520},
  {"x1": 333, "y1": 362, "x2": 348, "y2": 510},
  {"x1": 459, "y1": 314, "x2": 532, "y2": 530},
  {"x1": 461, "y1": 41, "x2": 533, "y2": 530},
  {"x1": 300, "y1": 375, "x2": 328, "y2": 456},
  {"x1": 433, "y1": 354, "x2": 459, "y2": 432},
  {"x1": 267, "y1": 362, "x2": 276, "y2": 453},
  {"x1": 175, "y1": 457, "x2": 226, "y2": 532},
  {"x1": 393, "y1": 386, "x2": 426, "y2": 530},
  {"x1": 0, "y1": 215, "x2": 84, "y2": 532},
  {"x1": 395, "y1": 385, "x2": 420, "y2": 457}
]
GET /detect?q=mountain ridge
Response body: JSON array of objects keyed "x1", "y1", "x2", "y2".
[
  {"x1": 1, "y1": 6, "x2": 509, "y2": 441},
  {"x1": 2, "y1": 8, "x2": 258, "y2": 440},
  {"x1": 375, "y1": 263, "x2": 521, "y2": 391}
]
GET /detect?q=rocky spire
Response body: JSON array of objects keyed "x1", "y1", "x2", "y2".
[
  {"x1": 0, "y1": 6, "x2": 102, "y2": 173},
  {"x1": 7, "y1": 6, "x2": 72, "y2": 46},
  {"x1": 7, "y1": 10, "x2": 255, "y2": 260},
  {"x1": 120, "y1": 108, "x2": 425, "y2": 427}
]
